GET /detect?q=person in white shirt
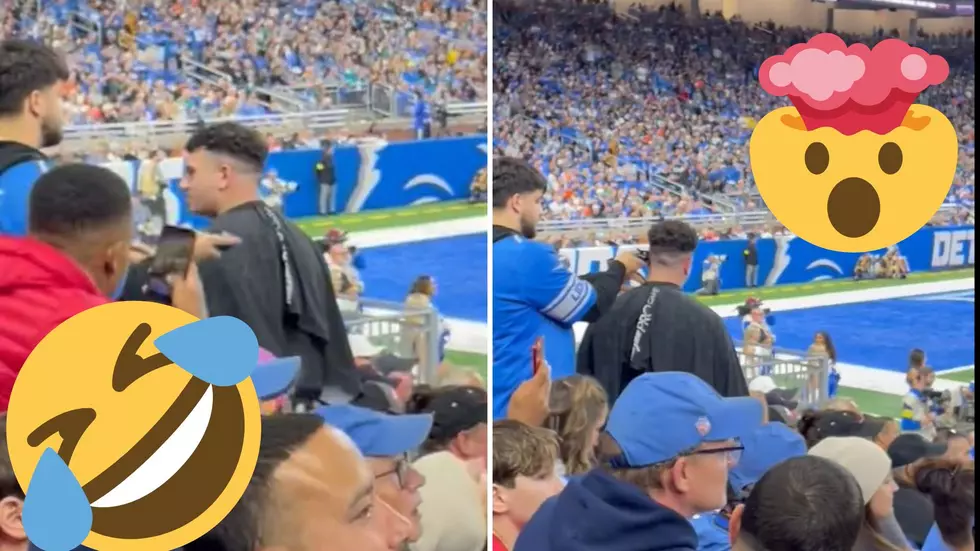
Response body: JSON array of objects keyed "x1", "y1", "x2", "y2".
[{"x1": 261, "y1": 168, "x2": 297, "y2": 210}]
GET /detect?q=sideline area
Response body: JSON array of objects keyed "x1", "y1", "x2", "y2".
[
  {"x1": 295, "y1": 201, "x2": 486, "y2": 236},
  {"x1": 298, "y1": 204, "x2": 974, "y2": 396}
]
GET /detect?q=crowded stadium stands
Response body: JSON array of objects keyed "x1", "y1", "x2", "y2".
[
  {"x1": 3, "y1": 0, "x2": 487, "y2": 125},
  {"x1": 492, "y1": 0, "x2": 974, "y2": 225}
]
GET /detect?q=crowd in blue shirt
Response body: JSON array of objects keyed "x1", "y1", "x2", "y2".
[
  {"x1": 492, "y1": 0, "x2": 975, "y2": 223},
  {"x1": 2, "y1": 0, "x2": 487, "y2": 124}
]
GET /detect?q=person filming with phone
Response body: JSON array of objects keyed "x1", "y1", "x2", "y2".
[
  {"x1": 492, "y1": 157, "x2": 645, "y2": 420},
  {"x1": 0, "y1": 164, "x2": 206, "y2": 411},
  {"x1": 578, "y1": 219, "x2": 749, "y2": 403}
]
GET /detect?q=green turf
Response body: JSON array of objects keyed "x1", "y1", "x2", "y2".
[
  {"x1": 294, "y1": 201, "x2": 486, "y2": 236},
  {"x1": 696, "y1": 270, "x2": 974, "y2": 414},
  {"x1": 445, "y1": 350, "x2": 488, "y2": 382},
  {"x1": 940, "y1": 369, "x2": 976, "y2": 383},
  {"x1": 836, "y1": 387, "x2": 904, "y2": 417},
  {"x1": 442, "y1": 267, "x2": 973, "y2": 393},
  {"x1": 696, "y1": 268, "x2": 975, "y2": 307}
]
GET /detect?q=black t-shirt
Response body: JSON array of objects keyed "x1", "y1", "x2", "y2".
[
  {"x1": 893, "y1": 483, "x2": 935, "y2": 548},
  {"x1": 577, "y1": 281, "x2": 749, "y2": 404}
]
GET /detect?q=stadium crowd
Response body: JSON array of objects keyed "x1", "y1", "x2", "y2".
[
  {"x1": 492, "y1": 0, "x2": 975, "y2": 223},
  {"x1": 0, "y1": 29, "x2": 489, "y2": 551},
  {"x1": 492, "y1": 152, "x2": 974, "y2": 551},
  {"x1": 2, "y1": 0, "x2": 487, "y2": 124}
]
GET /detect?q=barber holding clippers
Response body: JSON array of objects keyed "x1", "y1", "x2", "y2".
[{"x1": 491, "y1": 157, "x2": 644, "y2": 420}]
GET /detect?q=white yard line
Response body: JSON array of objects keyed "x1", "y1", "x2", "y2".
[
  {"x1": 349, "y1": 217, "x2": 485, "y2": 248},
  {"x1": 569, "y1": 278, "x2": 975, "y2": 395},
  {"x1": 355, "y1": 220, "x2": 489, "y2": 354}
]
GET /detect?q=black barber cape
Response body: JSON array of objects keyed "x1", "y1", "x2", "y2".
[
  {"x1": 577, "y1": 282, "x2": 749, "y2": 403},
  {"x1": 125, "y1": 202, "x2": 362, "y2": 398}
]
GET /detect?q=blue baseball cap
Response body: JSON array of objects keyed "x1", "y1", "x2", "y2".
[
  {"x1": 252, "y1": 349, "x2": 302, "y2": 401},
  {"x1": 605, "y1": 372, "x2": 764, "y2": 467},
  {"x1": 729, "y1": 423, "x2": 807, "y2": 492},
  {"x1": 317, "y1": 404, "x2": 434, "y2": 457}
]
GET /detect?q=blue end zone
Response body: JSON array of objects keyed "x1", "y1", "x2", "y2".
[
  {"x1": 360, "y1": 234, "x2": 488, "y2": 322},
  {"x1": 723, "y1": 291, "x2": 975, "y2": 373}
]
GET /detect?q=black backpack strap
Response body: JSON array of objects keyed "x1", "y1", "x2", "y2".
[{"x1": 0, "y1": 148, "x2": 46, "y2": 178}]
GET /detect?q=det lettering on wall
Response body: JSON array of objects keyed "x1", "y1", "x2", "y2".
[
  {"x1": 562, "y1": 225, "x2": 975, "y2": 293},
  {"x1": 931, "y1": 228, "x2": 976, "y2": 269}
]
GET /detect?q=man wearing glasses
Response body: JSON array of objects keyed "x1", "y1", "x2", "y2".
[
  {"x1": 690, "y1": 422, "x2": 808, "y2": 550},
  {"x1": 319, "y1": 404, "x2": 433, "y2": 546},
  {"x1": 514, "y1": 372, "x2": 764, "y2": 551}
]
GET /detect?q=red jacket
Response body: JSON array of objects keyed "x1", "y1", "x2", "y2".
[{"x1": 0, "y1": 236, "x2": 108, "y2": 411}]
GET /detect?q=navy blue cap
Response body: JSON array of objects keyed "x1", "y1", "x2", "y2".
[
  {"x1": 605, "y1": 372, "x2": 764, "y2": 467},
  {"x1": 317, "y1": 404, "x2": 434, "y2": 457},
  {"x1": 729, "y1": 423, "x2": 807, "y2": 492},
  {"x1": 252, "y1": 352, "x2": 301, "y2": 401}
]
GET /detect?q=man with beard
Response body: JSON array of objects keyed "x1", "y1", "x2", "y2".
[
  {"x1": 491, "y1": 156, "x2": 643, "y2": 419},
  {"x1": 0, "y1": 39, "x2": 70, "y2": 236}
]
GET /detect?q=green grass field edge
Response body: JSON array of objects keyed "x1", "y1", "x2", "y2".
[
  {"x1": 295, "y1": 201, "x2": 486, "y2": 235},
  {"x1": 697, "y1": 267, "x2": 974, "y2": 306},
  {"x1": 445, "y1": 270, "x2": 975, "y2": 403}
]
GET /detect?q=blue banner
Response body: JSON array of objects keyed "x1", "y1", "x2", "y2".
[
  {"x1": 105, "y1": 136, "x2": 487, "y2": 229},
  {"x1": 561, "y1": 225, "x2": 976, "y2": 293}
]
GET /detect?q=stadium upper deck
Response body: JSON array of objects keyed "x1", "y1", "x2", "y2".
[
  {"x1": 2, "y1": 0, "x2": 487, "y2": 124},
  {"x1": 492, "y1": 0, "x2": 974, "y2": 221}
]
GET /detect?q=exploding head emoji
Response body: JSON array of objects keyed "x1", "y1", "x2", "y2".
[
  {"x1": 749, "y1": 33, "x2": 957, "y2": 252},
  {"x1": 4, "y1": 301, "x2": 299, "y2": 551}
]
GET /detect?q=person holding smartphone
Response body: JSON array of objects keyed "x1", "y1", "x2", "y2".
[{"x1": 0, "y1": 164, "x2": 206, "y2": 411}]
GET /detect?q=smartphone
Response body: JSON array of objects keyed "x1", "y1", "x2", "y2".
[
  {"x1": 531, "y1": 337, "x2": 544, "y2": 376},
  {"x1": 145, "y1": 226, "x2": 196, "y2": 296}
]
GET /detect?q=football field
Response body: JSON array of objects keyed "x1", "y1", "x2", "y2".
[{"x1": 291, "y1": 203, "x2": 974, "y2": 401}]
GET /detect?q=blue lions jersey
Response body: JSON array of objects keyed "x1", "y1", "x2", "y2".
[
  {"x1": 492, "y1": 234, "x2": 596, "y2": 419},
  {"x1": 0, "y1": 159, "x2": 49, "y2": 236}
]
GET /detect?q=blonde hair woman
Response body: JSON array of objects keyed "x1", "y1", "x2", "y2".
[{"x1": 547, "y1": 375, "x2": 608, "y2": 477}]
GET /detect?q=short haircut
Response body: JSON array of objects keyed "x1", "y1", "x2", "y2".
[
  {"x1": 185, "y1": 122, "x2": 268, "y2": 173},
  {"x1": 185, "y1": 414, "x2": 324, "y2": 551},
  {"x1": 739, "y1": 455, "x2": 864, "y2": 551},
  {"x1": 915, "y1": 461, "x2": 975, "y2": 548},
  {"x1": 0, "y1": 39, "x2": 69, "y2": 117},
  {"x1": 28, "y1": 163, "x2": 132, "y2": 237},
  {"x1": 491, "y1": 156, "x2": 547, "y2": 209},
  {"x1": 909, "y1": 349, "x2": 926, "y2": 368},
  {"x1": 492, "y1": 420, "x2": 559, "y2": 488},
  {"x1": 646, "y1": 220, "x2": 699, "y2": 265},
  {"x1": 0, "y1": 414, "x2": 25, "y2": 501},
  {"x1": 596, "y1": 431, "x2": 678, "y2": 491}
]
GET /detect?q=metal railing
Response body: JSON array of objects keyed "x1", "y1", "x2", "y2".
[
  {"x1": 61, "y1": 110, "x2": 355, "y2": 143},
  {"x1": 737, "y1": 344, "x2": 831, "y2": 410},
  {"x1": 59, "y1": 101, "x2": 487, "y2": 147},
  {"x1": 538, "y1": 203, "x2": 969, "y2": 235},
  {"x1": 346, "y1": 299, "x2": 442, "y2": 386},
  {"x1": 538, "y1": 210, "x2": 778, "y2": 234},
  {"x1": 179, "y1": 56, "x2": 234, "y2": 88},
  {"x1": 371, "y1": 83, "x2": 487, "y2": 120}
]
